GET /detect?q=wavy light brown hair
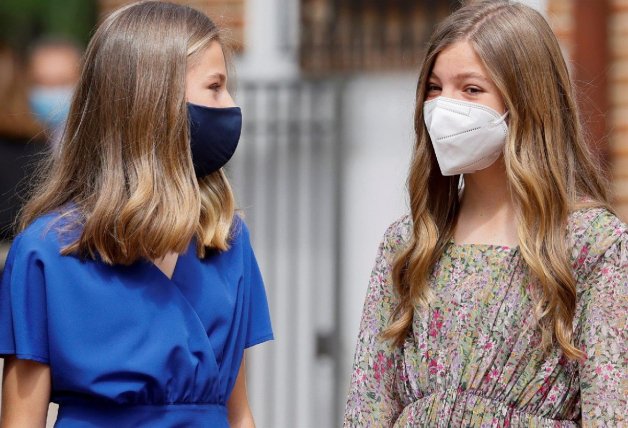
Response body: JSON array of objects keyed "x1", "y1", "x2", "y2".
[
  {"x1": 383, "y1": 0, "x2": 612, "y2": 360},
  {"x1": 20, "y1": 1, "x2": 236, "y2": 264}
]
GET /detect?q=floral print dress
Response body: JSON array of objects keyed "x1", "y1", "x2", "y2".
[{"x1": 344, "y1": 208, "x2": 626, "y2": 427}]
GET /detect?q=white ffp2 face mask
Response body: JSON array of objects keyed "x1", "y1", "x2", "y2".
[{"x1": 423, "y1": 97, "x2": 508, "y2": 176}]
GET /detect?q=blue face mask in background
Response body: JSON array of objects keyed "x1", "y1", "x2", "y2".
[
  {"x1": 28, "y1": 85, "x2": 74, "y2": 129},
  {"x1": 187, "y1": 103, "x2": 242, "y2": 177}
]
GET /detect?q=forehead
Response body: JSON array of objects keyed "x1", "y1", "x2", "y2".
[
  {"x1": 30, "y1": 46, "x2": 79, "y2": 66},
  {"x1": 187, "y1": 41, "x2": 227, "y2": 74},
  {"x1": 29, "y1": 46, "x2": 81, "y2": 85},
  {"x1": 431, "y1": 40, "x2": 488, "y2": 78}
]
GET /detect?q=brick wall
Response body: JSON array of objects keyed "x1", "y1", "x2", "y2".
[
  {"x1": 547, "y1": 0, "x2": 574, "y2": 60},
  {"x1": 98, "y1": 0, "x2": 245, "y2": 50},
  {"x1": 548, "y1": 0, "x2": 628, "y2": 221},
  {"x1": 609, "y1": 0, "x2": 628, "y2": 220}
]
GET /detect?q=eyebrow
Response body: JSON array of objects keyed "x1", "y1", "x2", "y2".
[
  {"x1": 206, "y1": 72, "x2": 227, "y2": 83},
  {"x1": 429, "y1": 71, "x2": 490, "y2": 83}
]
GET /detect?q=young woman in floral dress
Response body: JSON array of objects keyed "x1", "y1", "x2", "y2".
[{"x1": 344, "y1": 1, "x2": 626, "y2": 426}]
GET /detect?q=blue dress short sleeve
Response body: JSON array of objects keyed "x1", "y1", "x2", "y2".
[
  {"x1": 0, "y1": 234, "x2": 50, "y2": 364},
  {"x1": 239, "y1": 221, "x2": 274, "y2": 348}
]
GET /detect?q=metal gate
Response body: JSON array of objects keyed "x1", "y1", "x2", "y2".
[{"x1": 229, "y1": 78, "x2": 344, "y2": 428}]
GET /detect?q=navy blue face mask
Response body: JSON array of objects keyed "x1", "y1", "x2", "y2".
[{"x1": 187, "y1": 102, "x2": 242, "y2": 177}]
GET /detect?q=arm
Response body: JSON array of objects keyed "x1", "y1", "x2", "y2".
[
  {"x1": 227, "y1": 356, "x2": 255, "y2": 428},
  {"x1": 0, "y1": 357, "x2": 51, "y2": 428},
  {"x1": 343, "y1": 221, "x2": 406, "y2": 427},
  {"x1": 576, "y1": 231, "x2": 627, "y2": 426}
]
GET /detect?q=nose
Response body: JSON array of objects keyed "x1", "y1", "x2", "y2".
[
  {"x1": 221, "y1": 90, "x2": 236, "y2": 108},
  {"x1": 439, "y1": 86, "x2": 460, "y2": 101}
]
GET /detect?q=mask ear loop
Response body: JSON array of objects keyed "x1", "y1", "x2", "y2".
[
  {"x1": 495, "y1": 110, "x2": 509, "y2": 122},
  {"x1": 488, "y1": 110, "x2": 509, "y2": 127}
]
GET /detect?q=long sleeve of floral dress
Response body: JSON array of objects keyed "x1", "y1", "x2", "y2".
[
  {"x1": 344, "y1": 219, "x2": 408, "y2": 427},
  {"x1": 571, "y1": 210, "x2": 627, "y2": 426}
]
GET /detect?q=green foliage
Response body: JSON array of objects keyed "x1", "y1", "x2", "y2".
[{"x1": 0, "y1": 0, "x2": 96, "y2": 52}]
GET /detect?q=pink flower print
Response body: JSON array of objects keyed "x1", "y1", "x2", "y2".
[
  {"x1": 477, "y1": 332, "x2": 490, "y2": 349},
  {"x1": 573, "y1": 244, "x2": 589, "y2": 268},
  {"x1": 538, "y1": 383, "x2": 549, "y2": 396},
  {"x1": 372, "y1": 352, "x2": 393, "y2": 383},
  {"x1": 354, "y1": 368, "x2": 366, "y2": 383},
  {"x1": 428, "y1": 357, "x2": 446, "y2": 376},
  {"x1": 489, "y1": 369, "x2": 500, "y2": 380},
  {"x1": 541, "y1": 359, "x2": 555, "y2": 375},
  {"x1": 428, "y1": 309, "x2": 444, "y2": 338},
  {"x1": 428, "y1": 359, "x2": 438, "y2": 375},
  {"x1": 482, "y1": 368, "x2": 500, "y2": 383},
  {"x1": 537, "y1": 376, "x2": 553, "y2": 397},
  {"x1": 580, "y1": 345, "x2": 588, "y2": 361}
]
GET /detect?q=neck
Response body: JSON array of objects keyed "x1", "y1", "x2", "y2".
[
  {"x1": 454, "y1": 157, "x2": 519, "y2": 246},
  {"x1": 460, "y1": 158, "x2": 512, "y2": 214}
]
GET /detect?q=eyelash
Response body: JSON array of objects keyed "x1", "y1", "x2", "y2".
[
  {"x1": 426, "y1": 84, "x2": 483, "y2": 95},
  {"x1": 465, "y1": 86, "x2": 482, "y2": 95},
  {"x1": 427, "y1": 83, "x2": 441, "y2": 92},
  {"x1": 209, "y1": 83, "x2": 221, "y2": 92}
]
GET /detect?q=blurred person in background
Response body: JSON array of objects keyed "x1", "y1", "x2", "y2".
[
  {"x1": 345, "y1": 0, "x2": 626, "y2": 426},
  {"x1": 26, "y1": 37, "x2": 81, "y2": 149},
  {"x1": 0, "y1": 42, "x2": 47, "y2": 274}
]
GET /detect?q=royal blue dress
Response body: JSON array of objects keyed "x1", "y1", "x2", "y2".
[{"x1": 0, "y1": 213, "x2": 273, "y2": 427}]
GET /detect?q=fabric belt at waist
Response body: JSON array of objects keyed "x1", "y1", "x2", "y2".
[{"x1": 55, "y1": 401, "x2": 228, "y2": 427}]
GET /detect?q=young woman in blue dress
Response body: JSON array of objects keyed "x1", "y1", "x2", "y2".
[{"x1": 0, "y1": 2, "x2": 273, "y2": 427}]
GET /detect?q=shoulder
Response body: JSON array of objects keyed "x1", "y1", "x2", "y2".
[
  {"x1": 568, "y1": 207, "x2": 626, "y2": 242},
  {"x1": 567, "y1": 207, "x2": 627, "y2": 279},
  {"x1": 380, "y1": 214, "x2": 412, "y2": 255},
  {"x1": 379, "y1": 214, "x2": 412, "y2": 263},
  {"x1": 14, "y1": 213, "x2": 65, "y2": 252},
  {"x1": 3, "y1": 214, "x2": 66, "y2": 283},
  {"x1": 11, "y1": 211, "x2": 81, "y2": 260},
  {"x1": 229, "y1": 214, "x2": 251, "y2": 247},
  {"x1": 223, "y1": 214, "x2": 256, "y2": 261},
  {"x1": 568, "y1": 207, "x2": 627, "y2": 253}
]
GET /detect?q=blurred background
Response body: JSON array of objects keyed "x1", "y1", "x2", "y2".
[{"x1": 0, "y1": 0, "x2": 626, "y2": 427}]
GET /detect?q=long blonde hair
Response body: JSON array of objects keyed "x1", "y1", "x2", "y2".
[
  {"x1": 20, "y1": 1, "x2": 235, "y2": 264},
  {"x1": 383, "y1": 0, "x2": 611, "y2": 360}
]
